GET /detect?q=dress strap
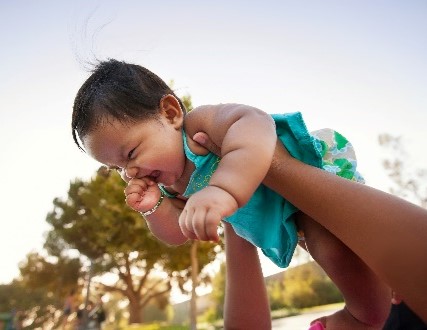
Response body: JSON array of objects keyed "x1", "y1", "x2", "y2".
[{"x1": 182, "y1": 129, "x2": 200, "y2": 165}]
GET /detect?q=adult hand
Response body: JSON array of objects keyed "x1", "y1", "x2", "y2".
[{"x1": 192, "y1": 132, "x2": 221, "y2": 156}]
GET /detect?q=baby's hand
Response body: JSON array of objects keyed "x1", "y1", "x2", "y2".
[
  {"x1": 125, "y1": 178, "x2": 161, "y2": 213},
  {"x1": 179, "y1": 186, "x2": 238, "y2": 242}
]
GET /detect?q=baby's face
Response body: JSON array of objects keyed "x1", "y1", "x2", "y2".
[{"x1": 82, "y1": 115, "x2": 186, "y2": 186}]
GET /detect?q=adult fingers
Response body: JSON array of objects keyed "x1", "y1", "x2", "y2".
[{"x1": 192, "y1": 132, "x2": 221, "y2": 156}]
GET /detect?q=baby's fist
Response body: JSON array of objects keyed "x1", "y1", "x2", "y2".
[{"x1": 125, "y1": 178, "x2": 160, "y2": 213}]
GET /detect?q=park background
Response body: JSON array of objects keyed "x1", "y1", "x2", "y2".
[{"x1": 0, "y1": 0, "x2": 426, "y2": 328}]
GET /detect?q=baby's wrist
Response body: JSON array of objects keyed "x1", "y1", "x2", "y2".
[
  {"x1": 141, "y1": 189, "x2": 165, "y2": 217},
  {"x1": 208, "y1": 184, "x2": 238, "y2": 204}
]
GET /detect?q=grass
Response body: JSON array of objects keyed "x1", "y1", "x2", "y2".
[
  {"x1": 300, "y1": 302, "x2": 345, "y2": 314},
  {"x1": 115, "y1": 303, "x2": 346, "y2": 330},
  {"x1": 123, "y1": 324, "x2": 188, "y2": 330},
  {"x1": 270, "y1": 302, "x2": 345, "y2": 320}
]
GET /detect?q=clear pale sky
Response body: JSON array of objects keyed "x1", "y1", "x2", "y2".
[{"x1": 1, "y1": 1, "x2": 426, "y2": 284}]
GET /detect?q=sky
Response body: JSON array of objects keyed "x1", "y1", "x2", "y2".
[{"x1": 0, "y1": 0, "x2": 426, "y2": 284}]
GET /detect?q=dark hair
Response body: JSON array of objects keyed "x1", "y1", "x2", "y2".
[{"x1": 71, "y1": 59, "x2": 185, "y2": 150}]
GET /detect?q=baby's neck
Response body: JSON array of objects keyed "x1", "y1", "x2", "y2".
[
  {"x1": 170, "y1": 157, "x2": 195, "y2": 195},
  {"x1": 168, "y1": 130, "x2": 209, "y2": 195}
]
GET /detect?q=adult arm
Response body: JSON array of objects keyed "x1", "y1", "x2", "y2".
[
  {"x1": 264, "y1": 141, "x2": 427, "y2": 321},
  {"x1": 194, "y1": 133, "x2": 427, "y2": 321},
  {"x1": 223, "y1": 223, "x2": 271, "y2": 329}
]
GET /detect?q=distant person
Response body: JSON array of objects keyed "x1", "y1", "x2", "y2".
[
  {"x1": 62, "y1": 289, "x2": 76, "y2": 329},
  {"x1": 7, "y1": 309, "x2": 22, "y2": 330},
  {"x1": 89, "y1": 294, "x2": 106, "y2": 329},
  {"x1": 75, "y1": 306, "x2": 84, "y2": 330},
  {"x1": 72, "y1": 59, "x2": 393, "y2": 329},
  {"x1": 85, "y1": 300, "x2": 99, "y2": 330}
]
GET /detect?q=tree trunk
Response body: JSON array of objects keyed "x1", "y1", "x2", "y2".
[
  {"x1": 190, "y1": 241, "x2": 199, "y2": 330},
  {"x1": 128, "y1": 296, "x2": 143, "y2": 324}
]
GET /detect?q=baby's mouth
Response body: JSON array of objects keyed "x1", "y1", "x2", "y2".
[{"x1": 148, "y1": 170, "x2": 161, "y2": 182}]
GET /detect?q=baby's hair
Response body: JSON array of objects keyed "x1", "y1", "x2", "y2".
[{"x1": 72, "y1": 59, "x2": 185, "y2": 151}]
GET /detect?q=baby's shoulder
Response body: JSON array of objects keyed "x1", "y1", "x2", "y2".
[{"x1": 184, "y1": 103, "x2": 229, "y2": 133}]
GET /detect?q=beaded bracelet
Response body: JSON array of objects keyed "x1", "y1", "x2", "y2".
[{"x1": 141, "y1": 189, "x2": 165, "y2": 217}]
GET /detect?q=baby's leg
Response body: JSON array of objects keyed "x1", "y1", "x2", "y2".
[{"x1": 297, "y1": 213, "x2": 390, "y2": 329}]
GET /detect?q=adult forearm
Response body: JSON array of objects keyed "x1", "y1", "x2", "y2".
[
  {"x1": 263, "y1": 142, "x2": 427, "y2": 321},
  {"x1": 223, "y1": 224, "x2": 271, "y2": 329}
]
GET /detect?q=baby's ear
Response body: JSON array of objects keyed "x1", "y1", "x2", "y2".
[{"x1": 160, "y1": 94, "x2": 184, "y2": 127}]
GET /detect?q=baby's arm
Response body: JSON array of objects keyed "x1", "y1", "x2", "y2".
[
  {"x1": 125, "y1": 178, "x2": 188, "y2": 245},
  {"x1": 187, "y1": 104, "x2": 277, "y2": 206},
  {"x1": 181, "y1": 104, "x2": 277, "y2": 240}
]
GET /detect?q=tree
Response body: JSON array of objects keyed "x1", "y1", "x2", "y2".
[
  {"x1": 189, "y1": 241, "x2": 199, "y2": 330},
  {"x1": 19, "y1": 252, "x2": 81, "y2": 298},
  {"x1": 197, "y1": 261, "x2": 225, "y2": 324},
  {"x1": 281, "y1": 262, "x2": 343, "y2": 309},
  {"x1": 209, "y1": 262, "x2": 226, "y2": 319},
  {"x1": 45, "y1": 168, "x2": 219, "y2": 324},
  {"x1": 379, "y1": 134, "x2": 427, "y2": 207},
  {"x1": 0, "y1": 280, "x2": 50, "y2": 329},
  {"x1": 0, "y1": 252, "x2": 81, "y2": 329},
  {"x1": 267, "y1": 276, "x2": 287, "y2": 310}
]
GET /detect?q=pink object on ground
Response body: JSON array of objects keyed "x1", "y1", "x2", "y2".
[{"x1": 308, "y1": 321, "x2": 325, "y2": 330}]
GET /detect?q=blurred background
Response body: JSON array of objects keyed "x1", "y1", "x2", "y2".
[{"x1": 0, "y1": 1, "x2": 426, "y2": 329}]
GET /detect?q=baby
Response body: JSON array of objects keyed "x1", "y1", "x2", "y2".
[{"x1": 72, "y1": 59, "x2": 390, "y2": 329}]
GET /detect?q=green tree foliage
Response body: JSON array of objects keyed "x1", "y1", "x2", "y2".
[
  {"x1": 45, "y1": 168, "x2": 218, "y2": 324},
  {"x1": 267, "y1": 277, "x2": 287, "y2": 310},
  {"x1": 281, "y1": 262, "x2": 343, "y2": 309},
  {"x1": 0, "y1": 280, "x2": 51, "y2": 329},
  {"x1": 208, "y1": 260, "x2": 343, "y2": 320},
  {"x1": 208, "y1": 262, "x2": 226, "y2": 320},
  {"x1": 19, "y1": 252, "x2": 81, "y2": 296},
  {"x1": 0, "y1": 253, "x2": 81, "y2": 329},
  {"x1": 0, "y1": 282, "x2": 59, "y2": 329}
]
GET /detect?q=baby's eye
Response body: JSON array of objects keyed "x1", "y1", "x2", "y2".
[{"x1": 127, "y1": 148, "x2": 136, "y2": 160}]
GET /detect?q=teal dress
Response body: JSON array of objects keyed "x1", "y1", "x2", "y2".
[{"x1": 182, "y1": 112, "x2": 363, "y2": 268}]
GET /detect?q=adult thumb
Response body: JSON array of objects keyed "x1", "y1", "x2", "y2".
[{"x1": 192, "y1": 132, "x2": 221, "y2": 156}]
